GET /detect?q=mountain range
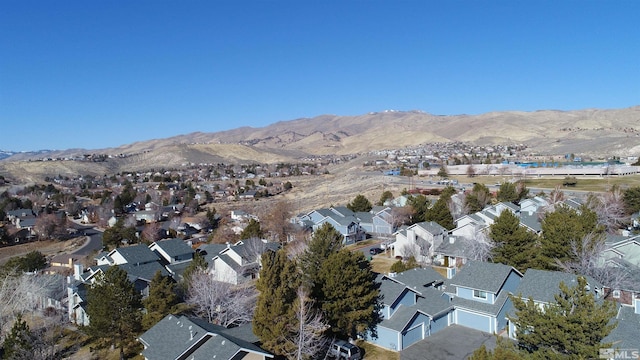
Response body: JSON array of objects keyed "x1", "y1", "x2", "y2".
[{"x1": 1, "y1": 106, "x2": 639, "y2": 181}]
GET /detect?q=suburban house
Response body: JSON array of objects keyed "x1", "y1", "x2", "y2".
[
  {"x1": 47, "y1": 253, "x2": 83, "y2": 275},
  {"x1": 432, "y1": 236, "x2": 469, "y2": 278},
  {"x1": 393, "y1": 221, "x2": 447, "y2": 264},
  {"x1": 444, "y1": 261, "x2": 523, "y2": 335},
  {"x1": 149, "y1": 238, "x2": 196, "y2": 279},
  {"x1": 139, "y1": 314, "x2": 273, "y2": 360},
  {"x1": 6, "y1": 208, "x2": 36, "y2": 225},
  {"x1": 68, "y1": 240, "x2": 191, "y2": 325},
  {"x1": 355, "y1": 206, "x2": 395, "y2": 236},
  {"x1": 199, "y1": 238, "x2": 280, "y2": 285},
  {"x1": 370, "y1": 267, "x2": 452, "y2": 351},
  {"x1": 298, "y1": 207, "x2": 364, "y2": 244}
]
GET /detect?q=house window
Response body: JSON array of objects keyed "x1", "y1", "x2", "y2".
[
  {"x1": 473, "y1": 289, "x2": 487, "y2": 299},
  {"x1": 613, "y1": 290, "x2": 621, "y2": 299}
]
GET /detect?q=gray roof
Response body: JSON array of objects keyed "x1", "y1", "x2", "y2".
[
  {"x1": 379, "y1": 304, "x2": 418, "y2": 332},
  {"x1": 514, "y1": 268, "x2": 598, "y2": 304},
  {"x1": 604, "y1": 306, "x2": 640, "y2": 349},
  {"x1": 151, "y1": 238, "x2": 195, "y2": 259},
  {"x1": 356, "y1": 211, "x2": 374, "y2": 224},
  {"x1": 412, "y1": 221, "x2": 447, "y2": 235},
  {"x1": 391, "y1": 267, "x2": 444, "y2": 289},
  {"x1": 435, "y1": 237, "x2": 468, "y2": 257},
  {"x1": 499, "y1": 202, "x2": 520, "y2": 212},
  {"x1": 379, "y1": 288, "x2": 452, "y2": 332},
  {"x1": 139, "y1": 315, "x2": 271, "y2": 360},
  {"x1": 449, "y1": 261, "x2": 520, "y2": 294},
  {"x1": 416, "y1": 287, "x2": 454, "y2": 317},
  {"x1": 519, "y1": 212, "x2": 542, "y2": 233},
  {"x1": 378, "y1": 276, "x2": 414, "y2": 306},
  {"x1": 111, "y1": 244, "x2": 159, "y2": 265},
  {"x1": 120, "y1": 262, "x2": 169, "y2": 282}
]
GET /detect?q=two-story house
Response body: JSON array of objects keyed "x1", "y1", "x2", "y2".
[
  {"x1": 393, "y1": 221, "x2": 448, "y2": 264},
  {"x1": 300, "y1": 207, "x2": 364, "y2": 244},
  {"x1": 445, "y1": 261, "x2": 523, "y2": 334},
  {"x1": 202, "y1": 238, "x2": 280, "y2": 285},
  {"x1": 370, "y1": 267, "x2": 452, "y2": 351}
]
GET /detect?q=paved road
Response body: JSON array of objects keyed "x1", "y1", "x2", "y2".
[{"x1": 68, "y1": 222, "x2": 104, "y2": 256}]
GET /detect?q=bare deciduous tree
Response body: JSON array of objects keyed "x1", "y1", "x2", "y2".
[
  {"x1": 555, "y1": 232, "x2": 632, "y2": 295},
  {"x1": 186, "y1": 269, "x2": 257, "y2": 327},
  {"x1": 586, "y1": 188, "x2": 628, "y2": 233},
  {"x1": 287, "y1": 238, "x2": 309, "y2": 259},
  {"x1": 283, "y1": 287, "x2": 330, "y2": 360},
  {"x1": 462, "y1": 230, "x2": 494, "y2": 262},
  {"x1": 390, "y1": 206, "x2": 412, "y2": 228},
  {"x1": 0, "y1": 274, "x2": 60, "y2": 341},
  {"x1": 141, "y1": 222, "x2": 162, "y2": 243},
  {"x1": 399, "y1": 243, "x2": 419, "y2": 261},
  {"x1": 261, "y1": 200, "x2": 294, "y2": 245}
]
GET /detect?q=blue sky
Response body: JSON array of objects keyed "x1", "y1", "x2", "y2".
[{"x1": 1, "y1": 1, "x2": 639, "y2": 151}]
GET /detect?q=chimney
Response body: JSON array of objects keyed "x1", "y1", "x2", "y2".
[
  {"x1": 449, "y1": 236, "x2": 455, "y2": 244},
  {"x1": 73, "y1": 264, "x2": 84, "y2": 281}
]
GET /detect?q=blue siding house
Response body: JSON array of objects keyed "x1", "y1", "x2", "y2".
[
  {"x1": 445, "y1": 261, "x2": 523, "y2": 334},
  {"x1": 369, "y1": 268, "x2": 452, "y2": 351}
]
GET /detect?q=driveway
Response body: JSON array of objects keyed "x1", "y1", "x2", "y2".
[{"x1": 400, "y1": 325, "x2": 499, "y2": 360}]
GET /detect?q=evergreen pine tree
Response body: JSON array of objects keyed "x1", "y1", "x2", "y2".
[
  {"x1": 299, "y1": 223, "x2": 343, "y2": 299},
  {"x1": 86, "y1": 266, "x2": 142, "y2": 360},
  {"x1": 317, "y1": 249, "x2": 380, "y2": 339},
  {"x1": 240, "y1": 218, "x2": 263, "y2": 239},
  {"x1": 253, "y1": 249, "x2": 301, "y2": 355},
  {"x1": 407, "y1": 194, "x2": 430, "y2": 224},
  {"x1": 489, "y1": 210, "x2": 537, "y2": 271},
  {"x1": 347, "y1": 194, "x2": 373, "y2": 212},
  {"x1": 377, "y1": 190, "x2": 394, "y2": 206},
  {"x1": 539, "y1": 205, "x2": 601, "y2": 269},
  {"x1": 142, "y1": 271, "x2": 181, "y2": 330},
  {"x1": 509, "y1": 276, "x2": 617, "y2": 358},
  {"x1": 465, "y1": 183, "x2": 492, "y2": 213},
  {"x1": 2, "y1": 314, "x2": 31, "y2": 359},
  {"x1": 425, "y1": 198, "x2": 455, "y2": 230}
]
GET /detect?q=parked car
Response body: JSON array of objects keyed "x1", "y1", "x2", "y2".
[
  {"x1": 329, "y1": 339, "x2": 361, "y2": 360},
  {"x1": 369, "y1": 247, "x2": 383, "y2": 255}
]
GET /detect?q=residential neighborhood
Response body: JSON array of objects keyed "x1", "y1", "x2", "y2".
[{"x1": 1, "y1": 155, "x2": 640, "y2": 359}]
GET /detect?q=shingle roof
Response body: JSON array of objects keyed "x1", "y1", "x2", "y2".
[
  {"x1": 412, "y1": 221, "x2": 447, "y2": 235},
  {"x1": 111, "y1": 244, "x2": 159, "y2": 265},
  {"x1": 151, "y1": 238, "x2": 194, "y2": 259},
  {"x1": 139, "y1": 315, "x2": 272, "y2": 360},
  {"x1": 513, "y1": 268, "x2": 592, "y2": 304},
  {"x1": 391, "y1": 267, "x2": 444, "y2": 289},
  {"x1": 379, "y1": 289, "x2": 452, "y2": 332},
  {"x1": 379, "y1": 304, "x2": 420, "y2": 331},
  {"x1": 378, "y1": 277, "x2": 413, "y2": 306},
  {"x1": 434, "y1": 237, "x2": 468, "y2": 257},
  {"x1": 449, "y1": 260, "x2": 519, "y2": 294},
  {"x1": 519, "y1": 212, "x2": 542, "y2": 232},
  {"x1": 120, "y1": 262, "x2": 169, "y2": 282},
  {"x1": 604, "y1": 306, "x2": 640, "y2": 349}
]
